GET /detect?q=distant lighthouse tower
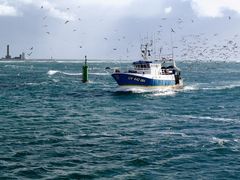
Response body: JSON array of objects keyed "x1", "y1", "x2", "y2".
[{"x1": 5, "y1": 45, "x2": 11, "y2": 59}]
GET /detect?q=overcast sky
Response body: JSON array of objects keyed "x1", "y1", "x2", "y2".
[{"x1": 0, "y1": 0, "x2": 240, "y2": 61}]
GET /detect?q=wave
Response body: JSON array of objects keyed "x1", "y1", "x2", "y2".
[
  {"x1": 113, "y1": 86, "x2": 177, "y2": 97},
  {"x1": 4, "y1": 64, "x2": 27, "y2": 69},
  {"x1": 47, "y1": 70, "x2": 81, "y2": 76},
  {"x1": 23, "y1": 82, "x2": 48, "y2": 86},
  {"x1": 149, "y1": 90, "x2": 176, "y2": 97},
  {"x1": 181, "y1": 81, "x2": 240, "y2": 92},
  {"x1": 47, "y1": 70, "x2": 109, "y2": 76},
  {"x1": 156, "y1": 131, "x2": 188, "y2": 137},
  {"x1": 182, "y1": 84, "x2": 200, "y2": 91},
  {"x1": 172, "y1": 114, "x2": 239, "y2": 123},
  {"x1": 211, "y1": 137, "x2": 230, "y2": 146},
  {"x1": 89, "y1": 72, "x2": 109, "y2": 76},
  {"x1": 202, "y1": 83, "x2": 240, "y2": 90}
]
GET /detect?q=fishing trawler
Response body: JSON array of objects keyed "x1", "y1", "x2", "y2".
[{"x1": 111, "y1": 43, "x2": 183, "y2": 90}]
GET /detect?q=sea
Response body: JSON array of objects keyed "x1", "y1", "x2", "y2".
[{"x1": 0, "y1": 60, "x2": 239, "y2": 179}]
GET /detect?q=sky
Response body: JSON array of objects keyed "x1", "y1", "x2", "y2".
[{"x1": 0, "y1": 0, "x2": 240, "y2": 61}]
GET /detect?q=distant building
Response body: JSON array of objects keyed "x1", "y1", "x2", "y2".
[
  {"x1": 1, "y1": 45, "x2": 25, "y2": 60},
  {"x1": 21, "y1": 52, "x2": 25, "y2": 60}
]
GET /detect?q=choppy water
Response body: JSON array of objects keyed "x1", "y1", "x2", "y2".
[{"x1": 0, "y1": 60, "x2": 239, "y2": 179}]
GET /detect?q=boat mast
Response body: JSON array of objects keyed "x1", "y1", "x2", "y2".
[{"x1": 170, "y1": 28, "x2": 174, "y2": 60}]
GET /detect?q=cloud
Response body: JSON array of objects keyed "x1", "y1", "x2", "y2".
[
  {"x1": 40, "y1": 1, "x2": 75, "y2": 20},
  {"x1": 164, "y1": 6, "x2": 172, "y2": 14},
  {"x1": 0, "y1": 3, "x2": 19, "y2": 16},
  {"x1": 76, "y1": 0, "x2": 133, "y2": 7},
  {"x1": 190, "y1": 0, "x2": 240, "y2": 17},
  {"x1": 2, "y1": 0, "x2": 75, "y2": 20}
]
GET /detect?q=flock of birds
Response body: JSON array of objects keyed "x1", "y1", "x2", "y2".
[{"x1": 24, "y1": 5, "x2": 239, "y2": 63}]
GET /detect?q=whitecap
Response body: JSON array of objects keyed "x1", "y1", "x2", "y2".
[
  {"x1": 47, "y1": 70, "x2": 81, "y2": 76},
  {"x1": 182, "y1": 84, "x2": 200, "y2": 91},
  {"x1": 157, "y1": 131, "x2": 188, "y2": 137},
  {"x1": 211, "y1": 137, "x2": 230, "y2": 146},
  {"x1": 89, "y1": 72, "x2": 109, "y2": 76},
  {"x1": 150, "y1": 90, "x2": 176, "y2": 97},
  {"x1": 172, "y1": 115, "x2": 239, "y2": 123},
  {"x1": 202, "y1": 83, "x2": 240, "y2": 90},
  {"x1": 24, "y1": 82, "x2": 48, "y2": 86},
  {"x1": 61, "y1": 72, "x2": 81, "y2": 76},
  {"x1": 47, "y1": 70, "x2": 59, "y2": 76}
]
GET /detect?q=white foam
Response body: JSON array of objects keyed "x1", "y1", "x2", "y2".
[
  {"x1": 157, "y1": 131, "x2": 188, "y2": 137},
  {"x1": 115, "y1": 87, "x2": 148, "y2": 93},
  {"x1": 47, "y1": 70, "x2": 59, "y2": 75},
  {"x1": 172, "y1": 114, "x2": 239, "y2": 123},
  {"x1": 89, "y1": 72, "x2": 109, "y2": 76},
  {"x1": 62, "y1": 72, "x2": 81, "y2": 76},
  {"x1": 211, "y1": 137, "x2": 230, "y2": 146},
  {"x1": 150, "y1": 90, "x2": 176, "y2": 97},
  {"x1": 202, "y1": 83, "x2": 240, "y2": 90},
  {"x1": 113, "y1": 86, "x2": 178, "y2": 97},
  {"x1": 182, "y1": 84, "x2": 200, "y2": 91},
  {"x1": 181, "y1": 81, "x2": 240, "y2": 92},
  {"x1": 47, "y1": 70, "x2": 81, "y2": 76},
  {"x1": 24, "y1": 82, "x2": 48, "y2": 86},
  {"x1": 233, "y1": 139, "x2": 240, "y2": 143}
]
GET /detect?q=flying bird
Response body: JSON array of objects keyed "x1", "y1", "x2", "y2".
[{"x1": 65, "y1": 20, "x2": 69, "y2": 24}]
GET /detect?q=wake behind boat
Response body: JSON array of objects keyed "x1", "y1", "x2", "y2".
[{"x1": 111, "y1": 43, "x2": 183, "y2": 91}]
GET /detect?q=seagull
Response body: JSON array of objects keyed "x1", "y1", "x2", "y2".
[
  {"x1": 65, "y1": 20, "x2": 69, "y2": 24},
  {"x1": 104, "y1": 37, "x2": 108, "y2": 40},
  {"x1": 27, "y1": 52, "x2": 33, "y2": 56},
  {"x1": 30, "y1": 47, "x2": 33, "y2": 50},
  {"x1": 228, "y1": 16, "x2": 231, "y2": 20},
  {"x1": 46, "y1": 32, "x2": 50, "y2": 34}
]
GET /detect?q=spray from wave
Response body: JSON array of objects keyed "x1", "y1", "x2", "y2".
[
  {"x1": 47, "y1": 70, "x2": 81, "y2": 76},
  {"x1": 113, "y1": 86, "x2": 177, "y2": 97}
]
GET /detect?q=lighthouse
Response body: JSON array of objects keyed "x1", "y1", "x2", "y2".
[{"x1": 5, "y1": 45, "x2": 11, "y2": 59}]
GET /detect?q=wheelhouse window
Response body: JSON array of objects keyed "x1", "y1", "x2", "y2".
[{"x1": 135, "y1": 64, "x2": 150, "y2": 69}]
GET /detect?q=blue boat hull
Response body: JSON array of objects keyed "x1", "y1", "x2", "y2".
[{"x1": 112, "y1": 73, "x2": 177, "y2": 87}]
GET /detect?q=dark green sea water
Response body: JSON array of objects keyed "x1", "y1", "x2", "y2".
[{"x1": 0, "y1": 60, "x2": 239, "y2": 179}]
